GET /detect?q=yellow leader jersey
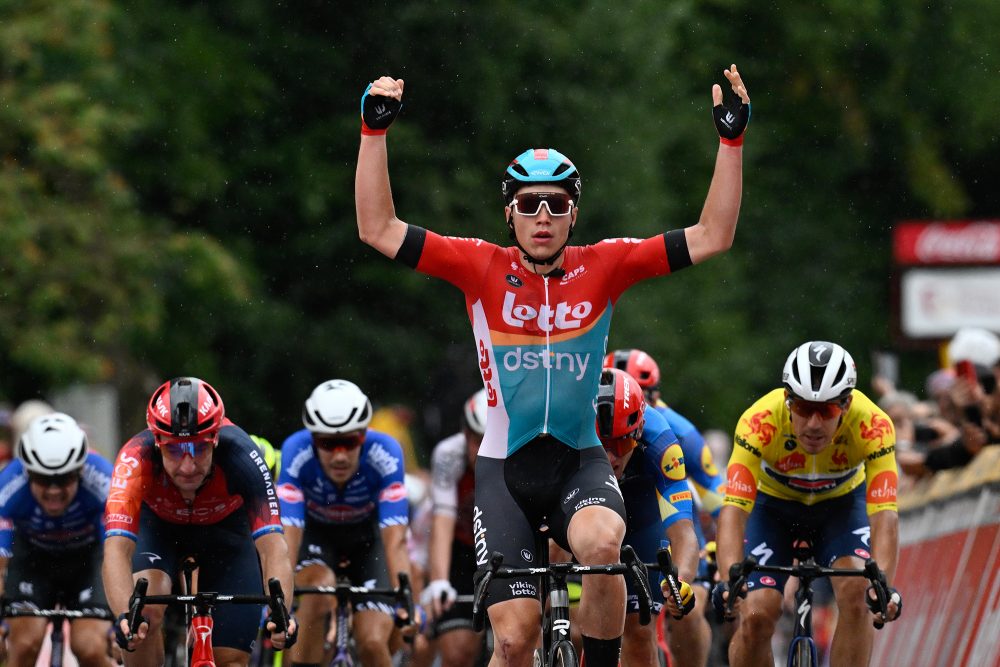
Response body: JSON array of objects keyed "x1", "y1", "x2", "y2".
[{"x1": 723, "y1": 388, "x2": 898, "y2": 515}]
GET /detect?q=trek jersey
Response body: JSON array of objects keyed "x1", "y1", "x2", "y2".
[
  {"x1": 0, "y1": 453, "x2": 111, "y2": 557},
  {"x1": 620, "y1": 408, "x2": 694, "y2": 532},
  {"x1": 104, "y1": 422, "x2": 283, "y2": 541},
  {"x1": 276, "y1": 428, "x2": 408, "y2": 530},
  {"x1": 654, "y1": 403, "x2": 726, "y2": 516},
  {"x1": 723, "y1": 389, "x2": 898, "y2": 515},
  {"x1": 396, "y1": 226, "x2": 691, "y2": 458},
  {"x1": 428, "y1": 432, "x2": 476, "y2": 547}
]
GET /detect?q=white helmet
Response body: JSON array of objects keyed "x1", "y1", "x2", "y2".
[
  {"x1": 462, "y1": 389, "x2": 488, "y2": 435},
  {"x1": 782, "y1": 341, "x2": 856, "y2": 402},
  {"x1": 17, "y1": 412, "x2": 89, "y2": 476},
  {"x1": 302, "y1": 380, "x2": 373, "y2": 435}
]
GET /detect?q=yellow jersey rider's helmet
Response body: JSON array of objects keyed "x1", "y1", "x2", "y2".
[{"x1": 782, "y1": 341, "x2": 856, "y2": 402}]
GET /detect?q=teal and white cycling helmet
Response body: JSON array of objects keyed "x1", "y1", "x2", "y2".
[
  {"x1": 18, "y1": 412, "x2": 89, "y2": 476},
  {"x1": 501, "y1": 148, "x2": 581, "y2": 206}
]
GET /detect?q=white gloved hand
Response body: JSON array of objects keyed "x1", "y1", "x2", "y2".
[{"x1": 420, "y1": 579, "x2": 458, "y2": 618}]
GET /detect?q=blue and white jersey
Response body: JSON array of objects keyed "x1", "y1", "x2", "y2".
[
  {"x1": 654, "y1": 403, "x2": 726, "y2": 516},
  {"x1": 0, "y1": 453, "x2": 112, "y2": 556},
  {"x1": 276, "y1": 428, "x2": 409, "y2": 530},
  {"x1": 619, "y1": 408, "x2": 693, "y2": 533}
]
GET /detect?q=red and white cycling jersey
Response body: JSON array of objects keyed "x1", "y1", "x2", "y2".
[
  {"x1": 398, "y1": 226, "x2": 690, "y2": 458},
  {"x1": 104, "y1": 422, "x2": 283, "y2": 541}
]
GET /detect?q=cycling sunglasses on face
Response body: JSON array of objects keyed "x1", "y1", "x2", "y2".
[
  {"x1": 601, "y1": 437, "x2": 638, "y2": 458},
  {"x1": 157, "y1": 439, "x2": 214, "y2": 459},
  {"x1": 313, "y1": 432, "x2": 366, "y2": 452},
  {"x1": 511, "y1": 192, "x2": 575, "y2": 216},
  {"x1": 786, "y1": 397, "x2": 847, "y2": 420},
  {"x1": 28, "y1": 471, "x2": 81, "y2": 488}
]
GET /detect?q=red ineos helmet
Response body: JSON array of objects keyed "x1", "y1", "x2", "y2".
[
  {"x1": 595, "y1": 368, "x2": 647, "y2": 441},
  {"x1": 603, "y1": 349, "x2": 661, "y2": 392},
  {"x1": 146, "y1": 377, "x2": 225, "y2": 443}
]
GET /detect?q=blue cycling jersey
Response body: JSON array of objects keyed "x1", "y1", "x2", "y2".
[
  {"x1": 276, "y1": 429, "x2": 409, "y2": 530},
  {"x1": 620, "y1": 408, "x2": 693, "y2": 533},
  {"x1": 0, "y1": 453, "x2": 111, "y2": 556},
  {"x1": 654, "y1": 404, "x2": 726, "y2": 516}
]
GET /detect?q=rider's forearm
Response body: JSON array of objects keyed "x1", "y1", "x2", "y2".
[
  {"x1": 665, "y1": 519, "x2": 700, "y2": 583},
  {"x1": 102, "y1": 536, "x2": 136, "y2": 616},
  {"x1": 356, "y1": 135, "x2": 406, "y2": 255},
  {"x1": 382, "y1": 524, "x2": 413, "y2": 586},
  {"x1": 257, "y1": 532, "x2": 295, "y2": 606},
  {"x1": 427, "y1": 513, "x2": 456, "y2": 581},
  {"x1": 686, "y1": 144, "x2": 742, "y2": 264},
  {"x1": 869, "y1": 510, "x2": 900, "y2": 583},
  {"x1": 716, "y1": 505, "x2": 749, "y2": 577}
]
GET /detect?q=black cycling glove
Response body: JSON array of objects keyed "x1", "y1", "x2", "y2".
[
  {"x1": 361, "y1": 82, "x2": 402, "y2": 135},
  {"x1": 267, "y1": 611, "x2": 298, "y2": 649},
  {"x1": 713, "y1": 99, "x2": 751, "y2": 146}
]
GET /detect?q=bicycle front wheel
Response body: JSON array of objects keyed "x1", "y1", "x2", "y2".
[
  {"x1": 788, "y1": 636, "x2": 817, "y2": 667},
  {"x1": 548, "y1": 641, "x2": 577, "y2": 667}
]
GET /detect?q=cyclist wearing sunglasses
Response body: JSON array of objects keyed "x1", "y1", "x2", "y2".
[
  {"x1": 276, "y1": 379, "x2": 413, "y2": 667},
  {"x1": 715, "y1": 341, "x2": 902, "y2": 667},
  {"x1": 0, "y1": 412, "x2": 113, "y2": 667},
  {"x1": 594, "y1": 368, "x2": 698, "y2": 667},
  {"x1": 103, "y1": 377, "x2": 297, "y2": 665},
  {"x1": 604, "y1": 348, "x2": 724, "y2": 667},
  {"x1": 356, "y1": 66, "x2": 749, "y2": 667}
]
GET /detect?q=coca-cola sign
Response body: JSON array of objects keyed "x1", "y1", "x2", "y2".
[{"x1": 894, "y1": 221, "x2": 1000, "y2": 265}]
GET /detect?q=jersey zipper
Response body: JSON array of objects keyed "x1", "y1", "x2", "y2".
[{"x1": 542, "y1": 275, "x2": 552, "y2": 434}]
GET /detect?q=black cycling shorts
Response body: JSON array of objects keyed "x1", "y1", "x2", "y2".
[
  {"x1": 473, "y1": 437, "x2": 626, "y2": 608},
  {"x1": 5, "y1": 540, "x2": 107, "y2": 611},
  {"x1": 296, "y1": 519, "x2": 395, "y2": 614},
  {"x1": 132, "y1": 505, "x2": 263, "y2": 652}
]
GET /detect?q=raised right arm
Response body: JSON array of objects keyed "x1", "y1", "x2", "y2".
[{"x1": 355, "y1": 76, "x2": 408, "y2": 258}]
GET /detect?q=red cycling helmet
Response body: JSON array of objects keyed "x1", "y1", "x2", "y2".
[
  {"x1": 595, "y1": 368, "x2": 647, "y2": 442},
  {"x1": 146, "y1": 377, "x2": 225, "y2": 444},
  {"x1": 603, "y1": 348, "x2": 661, "y2": 392}
]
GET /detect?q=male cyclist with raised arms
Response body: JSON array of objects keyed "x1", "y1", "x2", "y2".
[
  {"x1": 421, "y1": 389, "x2": 488, "y2": 667},
  {"x1": 103, "y1": 377, "x2": 297, "y2": 665},
  {"x1": 0, "y1": 413, "x2": 112, "y2": 667},
  {"x1": 715, "y1": 342, "x2": 902, "y2": 667},
  {"x1": 355, "y1": 67, "x2": 750, "y2": 667},
  {"x1": 277, "y1": 380, "x2": 413, "y2": 667},
  {"x1": 605, "y1": 348, "x2": 724, "y2": 667},
  {"x1": 595, "y1": 368, "x2": 698, "y2": 667}
]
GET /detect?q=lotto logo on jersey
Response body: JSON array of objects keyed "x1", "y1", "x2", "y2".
[
  {"x1": 726, "y1": 463, "x2": 757, "y2": 502},
  {"x1": 380, "y1": 481, "x2": 408, "y2": 504},
  {"x1": 277, "y1": 483, "x2": 304, "y2": 503},
  {"x1": 866, "y1": 471, "x2": 897, "y2": 505},
  {"x1": 501, "y1": 291, "x2": 593, "y2": 331}
]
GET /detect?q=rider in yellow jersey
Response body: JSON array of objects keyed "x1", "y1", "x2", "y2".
[{"x1": 716, "y1": 341, "x2": 902, "y2": 667}]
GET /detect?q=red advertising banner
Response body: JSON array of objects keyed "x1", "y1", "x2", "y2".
[{"x1": 893, "y1": 220, "x2": 1000, "y2": 265}]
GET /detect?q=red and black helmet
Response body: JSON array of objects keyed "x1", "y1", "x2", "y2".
[
  {"x1": 146, "y1": 377, "x2": 225, "y2": 443},
  {"x1": 603, "y1": 348, "x2": 661, "y2": 392},
  {"x1": 595, "y1": 368, "x2": 647, "y2": 441}
]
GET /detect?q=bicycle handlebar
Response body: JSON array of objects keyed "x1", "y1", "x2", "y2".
[
  {"x1": 470, "y1": 547, "x2": 653, "y2": 632},
  {"x1": 0, "y1": 604, "x2": 114, "y2": 621},
  {"x1": 725, "y1": 555, "x2": 891, "y2": 627},
  {"x1": 296, "y1": 571, "x2": 415, "y2": 628}
]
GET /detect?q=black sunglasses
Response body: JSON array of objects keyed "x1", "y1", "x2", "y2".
[{"x1": 28, "y1": 471, "x2": 81, "y2": 488}]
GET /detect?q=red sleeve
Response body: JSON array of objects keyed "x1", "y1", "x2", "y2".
[
  {"x1": 413, "y1": 230, "x2": 499, "y2": 293},
  {"x1": 590, "y1": 235, "x2": 672, "y2": 301},
  {"x1": 105, "y1": 434, "x2": 153, "y2": 540}
]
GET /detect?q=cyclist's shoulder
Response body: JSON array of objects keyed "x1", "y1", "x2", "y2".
[
  {"x1": 364, "y1": 428, "x2": 404, "y2": 453},
  {"x1": 737, "y1": 389, "x2": 786, "y2": 422},
  {"x1": 431, "y1": 432, "x2": 466, "y2": 457},
  {"x1": 840, "y1": 389, "x2": 895, "y2": 448},
  {"x1": 80, "y1": 452, "x2": 113, "y2": 496},
  {"x1": 0, "y1": 461, "x2": 29, "y2": 510}
]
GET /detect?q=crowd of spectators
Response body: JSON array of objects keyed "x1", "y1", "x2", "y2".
[{"x1": 872, "y1": 327, "x2": 1000, "y2": 492}]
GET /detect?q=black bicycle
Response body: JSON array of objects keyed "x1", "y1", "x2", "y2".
[
  {"x1": 472, "y1": 527, "x2": 652, "y2": 667},
  {"x1": 295, "y1": 571, "x2": 414, "y2": 667},
  {"x1": 725, "y1": 545, "x2": 891, "y2": 667},
  {"x1": 0, "y1": 599, "x2": 114, "y2": 667}
]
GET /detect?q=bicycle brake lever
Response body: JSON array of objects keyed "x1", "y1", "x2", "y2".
[
  {"x1": 266, "y1": 578, "x2": 289, "y2": 633},
  {"x1": 127, "y1": 578, "x2": 148, "y2": 637}
]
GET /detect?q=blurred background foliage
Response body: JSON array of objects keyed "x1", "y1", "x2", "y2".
[{"x1": 1, "y1": 0, "x2": 998, "y2": 451}]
